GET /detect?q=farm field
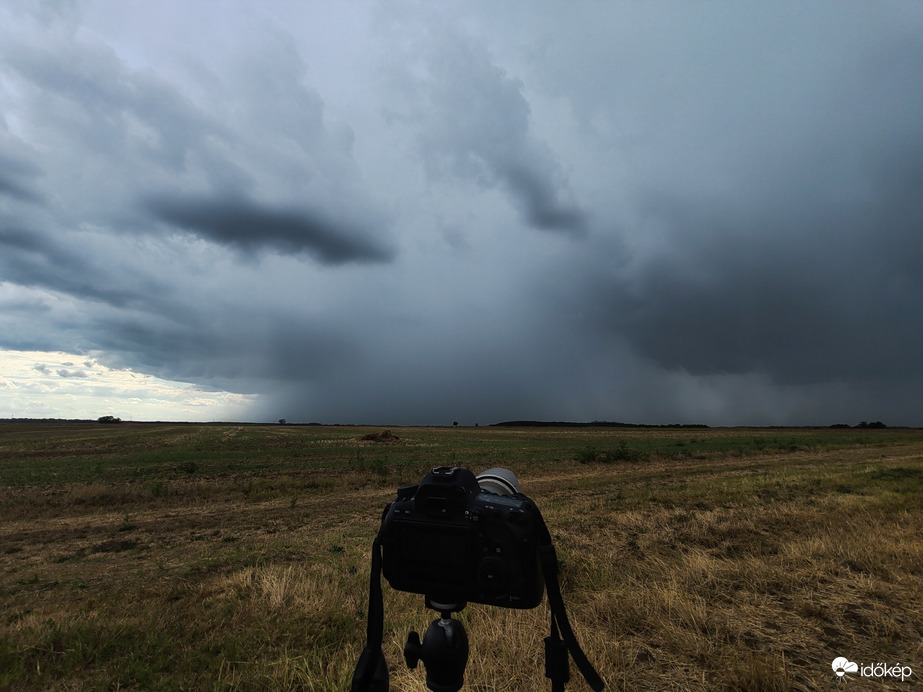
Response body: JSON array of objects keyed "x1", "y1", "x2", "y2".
[{"x1": 1, "y1": 422, "x2": 921, "y2": 690}]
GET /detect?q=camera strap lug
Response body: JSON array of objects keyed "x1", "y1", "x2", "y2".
[{"x1": 544, "y1": 619, "x2": 570, "y2": 690}]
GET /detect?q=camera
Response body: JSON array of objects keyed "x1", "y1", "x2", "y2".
[
  {"x1": 352, "y1": 466, "x2": 604, "y2": 692},
  {"x1": 380, "y1": 466, "x2": 544, "y2": 610}
]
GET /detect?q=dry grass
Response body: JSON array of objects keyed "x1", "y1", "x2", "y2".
[{"x1": 1, "y1": 423, "x2": 921, "y2": 690}]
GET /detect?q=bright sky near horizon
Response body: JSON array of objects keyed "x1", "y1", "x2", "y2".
[
  {"x1": 0, "y1": 349, "x2": 258, "y2": 421},
  {"x1": 2, "y1": 1, "x2": 922, "y2": 426}
]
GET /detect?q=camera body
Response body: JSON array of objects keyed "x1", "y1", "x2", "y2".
[{"x1": 380, "y1": 466, "x2": 544, "y2": 610}]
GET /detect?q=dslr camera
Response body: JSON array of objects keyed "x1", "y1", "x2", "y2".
[
  {"x1": 352, "y1": 466, "x2": 604, "y2": 692},
  {"x1": 380, "y1": 466, "x2": 543, "y2": 610}
]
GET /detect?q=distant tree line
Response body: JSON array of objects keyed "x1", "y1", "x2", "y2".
[
  {"x1": 495, "y1": 420, "x2": 891, "y2": 429},
  {"x1": 491, "y1": 420, "x2": 709, "y2": 428},
  {"x1": 830, "y1": 421, "x2": 888, "y2": 429}
]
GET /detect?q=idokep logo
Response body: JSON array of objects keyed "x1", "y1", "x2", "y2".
[
  {"x1": 832, "y1": 656, "x2": 913, "y2": 682},
  {"x1": 832, "y1": 657, "x2": 858, "y2": 677}
]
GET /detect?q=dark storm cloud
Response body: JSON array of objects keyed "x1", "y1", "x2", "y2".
[
  {"x1": 0, "y1": 173, "x2": 35, "y2": 202},
  {"x1": 145, "y1": 194, "x2": 394, "y2": 264},
  {"x1": 588, "y1": 232, "x2": 923, "y2": 386},
  {"x1": 498, "y1": 160, "x2": 586, "y2": 232},
  {"x1": 257, "y1": 325, "x2": 563, "y2": 426},
  {"x1": 2, "y1": 29, "x2": 217, "y2": 180},
  {"x1": 1, "y1": 13, "x2": 389, "y2": 246},
  {"x1": 568, "y1": 52, "x2": 923, "y2": 390},
  {"x1": 409, "y1": 27, "x2": 586, "y2": 234},
  {"x1": 82, "y1": 306, "x2": 357, "y2": 397},
  {"x1": 0, "y1": 225, "x2": 43, "y2": 253},
  {"x1": 0, "y1": 156, "x2": 43, "y2": 202},
  {"x1": 0, "y1": 220, "x2": 174, "y2": 311},
  {"x1": 5, "y1": 2, "x2": 923, "y2": 426}
]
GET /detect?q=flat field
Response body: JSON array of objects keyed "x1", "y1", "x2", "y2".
[{"x1": 1, "y1": 422, "x2": 921, "y2": 690}]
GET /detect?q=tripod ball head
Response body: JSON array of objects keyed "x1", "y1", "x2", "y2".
[{"x1": 404, "y1": 615, "x2": 469, "y2": 692}]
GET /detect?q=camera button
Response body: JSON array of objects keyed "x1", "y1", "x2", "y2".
[
  {"x1": 508, "y1": 509, "x2": 527, "y2": 524},
  {"x1": 477, "y1": 557, "x2": 508, "y2": 595}
]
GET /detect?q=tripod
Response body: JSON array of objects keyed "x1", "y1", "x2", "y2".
[{"x1": 403, "y1": 599, "x2": 469, "y2": 692}]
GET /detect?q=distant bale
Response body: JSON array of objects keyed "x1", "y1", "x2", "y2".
[{"x1": 359, "y1": 429, "x2": 401, "y2": 444}]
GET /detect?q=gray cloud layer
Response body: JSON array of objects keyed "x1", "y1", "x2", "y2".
[
  {"x1": 389, "y1": 19, "x2": 587, "y2": 235},
  {"x1": 2, "y1": 2, "x2": 922, "y2": 425}
]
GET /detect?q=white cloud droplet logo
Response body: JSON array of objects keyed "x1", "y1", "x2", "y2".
[{"x1": 832, "y1": 657, "x2": 859, "y2": 677}]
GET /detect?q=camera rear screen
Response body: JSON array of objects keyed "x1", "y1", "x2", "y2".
[{"x1": 393, "y1": 521, "x2": 473, "y2": 589}]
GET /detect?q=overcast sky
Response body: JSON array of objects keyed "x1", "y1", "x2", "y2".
[{"x1": 2, "y1": 1, "x2": 922, "y2": 426}]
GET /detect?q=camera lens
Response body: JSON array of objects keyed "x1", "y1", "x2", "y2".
[{"x1": 476, "y1": 468, "x2": 520, "y2": 496}]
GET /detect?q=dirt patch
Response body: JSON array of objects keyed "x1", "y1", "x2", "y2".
[{"x1": 92, "y1": 539, "x2": 139, "y2": 553}]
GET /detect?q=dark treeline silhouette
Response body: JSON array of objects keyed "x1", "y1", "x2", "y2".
[{"x1": 491, "y1": 420, "x2": 709, "y2": 428}]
